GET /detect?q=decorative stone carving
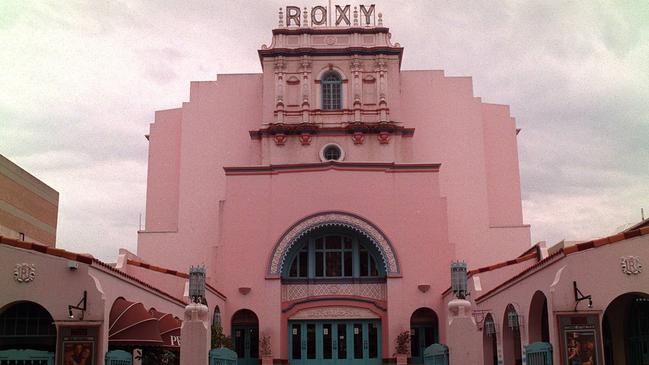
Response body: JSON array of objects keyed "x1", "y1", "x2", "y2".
[
  {"x1": 298, "y1": 133, "x2": 312, "y2": 145},
  {"x1": 417, "y1": 284, "x2": 430, "y2": 293},
  {"x1": 274, "y1": 134, "x2": 287, "y2": 146},
  {"x1": 281, "y1": 282, "x2": 386, "y2": 301},
  {"x1": 268, "y1": 212, "x2": 399, "y2": 276},
  {"x1": 352, "y1": 132, "x2": 364, "y2": 145},
  {"x1": 290, "y1": 306, "x2": 379, "y2": 320},
  {"x1": 377, "y1": 131, "x2": 390, "y2": 144},
  {"x1": 621, "y1": 256, "x2": 642, "y2": 275},
  {"x1": 13, "y1": 263, "x2": 36, "y2": 283}
]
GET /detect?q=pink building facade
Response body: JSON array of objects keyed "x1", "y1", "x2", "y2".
[
  {"x1": 136, "y1": 8, "x2": 530, "y2": 365},
  {"x1": 2, "y1": 6, "x2": 648, "y2": 365}
]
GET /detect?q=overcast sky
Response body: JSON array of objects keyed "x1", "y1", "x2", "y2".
[{"x1": 1, "y1": 1, "x2": 648, "y2": 262}]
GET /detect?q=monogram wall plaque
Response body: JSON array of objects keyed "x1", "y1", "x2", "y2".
[
  {"x1": 13, "y1": 263, "x2": 36, "y2": 283},
  {"x1": 620, "y1": 256, "x2": 642, "y2": 275}
]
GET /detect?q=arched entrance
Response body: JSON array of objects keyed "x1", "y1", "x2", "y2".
[
  {"x1": 482, "y1": 313, "x2": 498, "y2": 365},
  {"x1": 267, "y1": 211, "x2": 400, "y2": 278},
  {"x1": 280, "y1": 220, "x2": 388, "y2": 365},
  {"x1": 0, "y1": 301, "x2": 56, "y2": 362},
  {"x1": 502, "y1": 304, "x2": 522, "y2": 365},
  {"x1": 603, "y1": 292, "x2": 649, "y2": 365},
  {"x1": 409, "y1": 308, "x2": 439, "y2": 364},
  {"x1": 231, "y1": 309, "x2": 259, "y2": 365},
  {"x1": 528, "y1": 291, "x2": 549, "y2": 343}
]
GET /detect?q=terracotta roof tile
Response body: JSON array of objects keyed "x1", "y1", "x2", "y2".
[{"x1": 593, "y1": 237, "x2": 609, "y2": 247}]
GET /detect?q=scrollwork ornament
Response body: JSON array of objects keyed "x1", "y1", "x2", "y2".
[
  {"x1": 621, "y1": 256, "x2": 642, "y2": 275},
  {"x1": 13, "y1": 263, "x2": 36, "y2": 283}
]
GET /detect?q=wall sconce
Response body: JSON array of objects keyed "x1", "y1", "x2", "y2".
[
  {"x1": 507, "y1": 310, "x2": 519, "y2": 330},
  {"x1": 68, "y1": 290, "x2": 87, "y2": 319},
  {"x1": 451, "y1": 261, "x2": 469, "y2": 299},
  {"x1": 573, "y1": 281, "x2": 592, "y2": 310},
  {"x1": 484, "y1": 319, "x2": 496, "y2": 336},
  {"x1": 189, "y1": 266, "x2": 206, "y2": 304}
]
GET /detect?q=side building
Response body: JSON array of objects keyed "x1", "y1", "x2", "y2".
[{"x1": 0, "y1": 154, "x2": 58, "y2": 246}]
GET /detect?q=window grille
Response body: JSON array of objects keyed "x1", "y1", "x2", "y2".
[{"x1": 321, "y1": 72, "x2": 342, "y2": 109}]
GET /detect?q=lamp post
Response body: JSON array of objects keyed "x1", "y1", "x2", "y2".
[
  {"x1": 181, "y1": 266, "x2": 209, "y2": 365},
  {"x1": 189, "y1": 266, "x2": 206, "y2": 304}
]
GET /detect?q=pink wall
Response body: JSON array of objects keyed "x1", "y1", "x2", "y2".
[
  {"x1": 138, "y1": 74, "x2": 263, "y2": 272},
  {"x1": 144, "y1": 108, "x2": 182, "y2": 232},
  {"x1": 214, "y1": 168, "x2": 450, "y2": 357},
  {"x1": 137, "y1": 25, "x2": 531, "y2": 360},
  {"x1": 400, "y1": 70, "x2": 530, "y2": 267}
]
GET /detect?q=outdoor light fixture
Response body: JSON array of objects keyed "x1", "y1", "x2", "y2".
[
  {"x1": 68, "y1": 290, "x2": 87, "y2": 319},
  {"x1": 451, "y1": 261, "x2": 468, "y2": 299},
  {"x1": 189, "y1": 266, "x2": 206, "y2": 303},
  {"x1": 573, "y1": 281, "x2": 592, "y2": 310},
  {"x1": 484, "y1": 319, "x2": 496, "y2": 336},
  {"x1": 507, "y1": 310, "x2": 519, "y2": 330}
]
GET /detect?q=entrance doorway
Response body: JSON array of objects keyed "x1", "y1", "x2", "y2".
[
  {"x1": 0, "y1": 301, "x2": 56, "y2": 364},
  {"x1": 289, "y1": 320, "x2": 381, "y2": 365},
  {"x1": 410, "y1": 308, "x2": 439, "y2": 364},
  {"x1": 603, "y1": 292, "x2": 649, "y2": 365},
  {"x1": 231, "y1": 309, "x2": 259, "y2": 365}
]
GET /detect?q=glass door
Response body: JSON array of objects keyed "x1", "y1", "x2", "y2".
[
  {"x1": 289, "y1": 319, "x2": 381, "y2": 365},
  {"x1": 410, "y1": 325, "x2": 438, "y2": 364},
  {"x1": 232, "y1": 325, "x2": 258, "y2": 365}
]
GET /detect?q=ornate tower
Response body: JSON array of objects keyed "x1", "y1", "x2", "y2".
[{"x1": 253, "y1": 7, "x2": 412, "y2": 165}]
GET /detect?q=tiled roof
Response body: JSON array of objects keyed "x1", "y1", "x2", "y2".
[
  {"x1": 474, "y1": 225, "x2": 649, "y2": 303},
  {"x1": 469, "y1": 252, "x2": 538, "y2": 275},
  {"x1": 1, "y1": 236, "x2": 186, "y2": 306}
]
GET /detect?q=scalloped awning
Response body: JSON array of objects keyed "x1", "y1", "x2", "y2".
[
  {"x1": 108, "y1": 298, "x2": 164, "y2": 346},
  {"x1": 149, "y1": 308, "x2": 182, "y2": 348}
]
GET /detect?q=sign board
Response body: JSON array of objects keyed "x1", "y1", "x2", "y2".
[
  {"x1": 557, "y1": 313, "x2": 603, "y2": 365},
  {"x1": 284, "y1": 4, "x2": 376, "y2": 27}
]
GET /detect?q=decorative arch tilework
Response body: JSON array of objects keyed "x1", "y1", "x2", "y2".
[{"x1": 268, "y1": 212, "x2": 400, "y2": 277}]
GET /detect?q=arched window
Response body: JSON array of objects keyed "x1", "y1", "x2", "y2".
[
  {"x1": 285, "y1": 232, "x2": 384, "y2": 279},
  {"x1": 321, "y1": 71, "x2": 342, "y2": 110},
  {"x1": 212, "y1": 305, "x2": 221, "y2": 328}
]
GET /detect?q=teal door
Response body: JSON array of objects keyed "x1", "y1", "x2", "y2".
[
  {"x1": 232, "y1": 326, "x2": 258, "y2": 365},
  {"x1": 289, "y1": 320, "x2": 381, "y2": 365},
  {"x1": 410, "y1": 325, "x2": 438, "y2": 364}
]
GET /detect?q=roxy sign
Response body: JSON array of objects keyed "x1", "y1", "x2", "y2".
[{"x1": 283, "y1": 4, "x2": 377, "y2": 27}]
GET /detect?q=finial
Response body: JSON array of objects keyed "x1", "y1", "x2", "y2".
[
  {"x1": 278, "y1": 8, "x2": 284, "y2": 27},
  {"x1": 303, "y1": 7, "x2": 309, "y2": 27},
  {"x1": 378, "y1": 13, "x2": 383, "y2": 26},
  {"x1": 353, "y1": 6, "x2": 359, "y2": 26}
]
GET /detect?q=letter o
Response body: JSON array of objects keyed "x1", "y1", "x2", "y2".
[{"x1": 311, "y1": 6, "x2": 327, "y2": 26}]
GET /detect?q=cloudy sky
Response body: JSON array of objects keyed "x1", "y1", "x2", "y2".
[{"x1": 1, "y1": 1, "x2": 648, "y2": 261}]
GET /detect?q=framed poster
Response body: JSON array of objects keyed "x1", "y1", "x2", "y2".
[
  {"x1": 62, "y1": 340, "x2": 95, "y2": 365},
  {"x1": 557, "y1": 313, "x2": 602, "y2": 365}
]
